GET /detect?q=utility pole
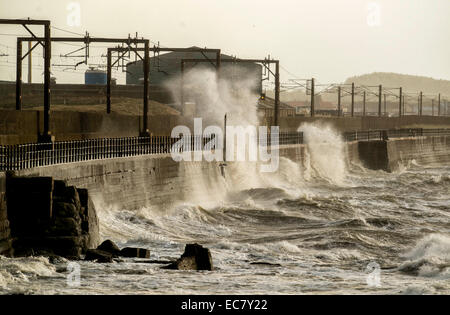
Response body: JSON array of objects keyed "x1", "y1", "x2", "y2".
[
  {"x1": 274, "y1": 61, "x2": 280, "y2": 125},
  {"x1": 438, "y1": 93, "x2": 441, "y2": 116},
  {"x1": 142, "y1": 40, "x2": 150, "y2": 136},
  {"x1": 27, "y1": 41, "x2": 32, "y2": 84},
  {"x1": 180, "y1": 60, "x2": 185, "y2": 115},
  {"x1": 16, "y1": 38, "x2": 22, "y2": 110},
  {"x1": 419, "y1": 92, "x2": 423, "y2": 116},
  {"x1": 378, "y1": 85, "x2": 382, "y2": 117},
  {"x1": 310, "y1": 78, "x2": 315, "y2": 117},
  {"x1": 351, "y1": 83, "x2": 354, "y2": 117},
  {"x1": 384, "y1": 94, "x2": 386, "y2": 116},
  {"x1": 42, "y1": 21, "x2": 51, "y2": 141},
  {"x1": 432, "y1": 99, "x2": 434, "y2": 116},
  {"x1": 403, "y1": 95, "x2": 406, "y2": 116},
  {"x1": 363, "y1": 91, "x2": 366, "y2": 117},
  {"x1": 337, "y1": 86, "x2": 341, "y2": 117},
  {"x1": 399, "y1": 87, "x2": 402, "y2": 117},
  {"x1": 106, "y1": 50, "x2": 112, "y2": 114}
]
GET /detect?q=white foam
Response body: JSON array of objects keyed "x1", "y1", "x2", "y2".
[{"x1": 297, "y1": 123, "x2": 348, "y2": 185}]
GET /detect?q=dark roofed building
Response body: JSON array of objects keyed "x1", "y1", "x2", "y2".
[{"x1": 126, "y1": 47, "x2": 263, "y2": 95}]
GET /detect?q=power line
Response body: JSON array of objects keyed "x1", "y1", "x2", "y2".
[{"x1": 50, "y1": 25, "x2": 85, "y2": 36}]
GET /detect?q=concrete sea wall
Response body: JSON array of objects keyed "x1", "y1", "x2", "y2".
[{"x1": 7, "y1": 135, "x2": 449, "y2": 212}]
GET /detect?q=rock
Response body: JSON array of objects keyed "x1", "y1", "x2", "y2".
[
  {"x1": 120, "y1": 247, "x2": 150, "y2": 258},
  {"x1": 85, "y1": 249, "x2": 113, "y2": 263},
  {"x1": 163, "y1": 243, "x2": 213, "y2": 271},
  {"x1": 97, "y1": 240, "x2": 121, "y2": 257},
  {"x1": 12, "y1": 236, "x2": 84, "y2": 259},
  {"x1": 63, "y1": 186, "x2": 81, "y2": 210},
  {"x1": 53, "y1": 180, "x2": 68, "y2": 197},
  {"x1": 49, "y1": 217, "x2": 82, "y2": 237},
  {"x1": 53, "y1": 202, "x2": 80, "y2": 218}
]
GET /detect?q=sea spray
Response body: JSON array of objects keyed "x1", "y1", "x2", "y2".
[
  {"x1": 298, "y1": 123, "x2": 347, "y2": 185},
  {"x1": 164, "y1": 67, "x2": 260, "y2": 127},
  {"x1": 399, "y1": 234, "x2": 450, "y2": 278}
]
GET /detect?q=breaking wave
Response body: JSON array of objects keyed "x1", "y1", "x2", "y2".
[{"x1": 398, "y1": 234, "x2": 450, "y2": 278}]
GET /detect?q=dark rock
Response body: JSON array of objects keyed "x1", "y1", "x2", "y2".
[
  {"x1": 64, "y1": 186, "x2": 81, "y2": 210},
  {"x1": 5, "y1": 175, "x2": 100, "y2": 259},
  {"x1": 12, "y1": 236, "x2": 84, "y2": 259},
  {"x1": 53, "y1": 180, "x2": 68, "y2": 197},
  {"x1": 77, "y1": 189, "x2": 88, "y2": 209},
  {"x1": 47, "y1": 255, "x2": 67, "y2": 265},
  {"x1": 120, "y1": 247, "x2": 150, "y2": 258},
  {"x1": 53, "y1": 202, "x2": 80, "y2": 218},
  {"x1": 162, "y1": 243, "x2": 213, "y2": 271},
  {"x1": 97, "y1": 240, "x2": 121, "y2": 257},
  {"x1": 0, "y1": 239, "x2": 13, "y2": 257},
  {"x1": 85, "y1": 249, "x2": 113, "y2": 263},
  {"x1": 49, "y1": 217, "x2": 82, "y2": 237}
]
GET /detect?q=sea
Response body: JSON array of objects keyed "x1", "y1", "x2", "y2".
[{"x1": 1, "y1": 125, "x2": 449, "y2": 295}]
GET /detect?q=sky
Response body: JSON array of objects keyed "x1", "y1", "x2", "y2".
[{"x1": 0, "y1": 0, "x2": 449, "y2": 85}]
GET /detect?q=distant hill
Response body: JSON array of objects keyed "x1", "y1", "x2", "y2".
[
  {"x1": 266, "y1": 72, "x2": 450, "y2": 104},
  {"x1": 344, "y1": 72, "x2": 450, "y2": 96}
]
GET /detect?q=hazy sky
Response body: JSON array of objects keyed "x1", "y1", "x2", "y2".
[{"x1": 0, "y1": 0, "x2": 449, "y2": 85}]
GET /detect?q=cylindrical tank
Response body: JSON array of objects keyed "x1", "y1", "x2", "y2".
[{"x1": 85, "y1": 68, "x2": 107, "y2": 85}]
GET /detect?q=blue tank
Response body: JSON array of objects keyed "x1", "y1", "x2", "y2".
[{"x1": 85, "y1": 69, "x2": 107, "y2": 85}]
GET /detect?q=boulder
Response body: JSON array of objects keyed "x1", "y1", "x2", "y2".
[
  {"x1": 53, "y1": 202, "x2": 80, "y2": 218},
  {"x1": 49, "y1": 217, "x2": 82, "y2": 237},
  {"x1": 97, "y1": 240, "x2": 121, "y2": 257},
  {"x1": 120, "y1": 247, "x2": 150, "y2": 258},
  {"x1": 61, "y1": 185, "x2": 81, "y2": 210},
  {"x1": 163, "y1": 243, "x2": 213, "y2": 271},
  {"x1": 85, "y1": 249, "x2": 113, "y2": 263},
  {"x1": 12, "y1": 236, "x2": 84, "y2": 259}
]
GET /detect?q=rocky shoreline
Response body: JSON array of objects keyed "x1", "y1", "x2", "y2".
[{"x1": 0, "y1": 174, "x2": 213, "y2": 271}]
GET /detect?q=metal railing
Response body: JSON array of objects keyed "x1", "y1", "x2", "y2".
[
  {"x1": 343, "y1": 128, "x2": 450, "y2": 142},
  {"x1": 1, "y1": 129, "x2": 449, "y2": 171}
]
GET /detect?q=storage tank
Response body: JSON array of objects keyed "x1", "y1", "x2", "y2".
[{"x1": 85, "y1": 68, "x2": 107, "y2": 85}]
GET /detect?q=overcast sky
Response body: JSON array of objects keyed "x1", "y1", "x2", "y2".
[{"x1": 0, "y1": 0, "x2": 449, "y2": 85}]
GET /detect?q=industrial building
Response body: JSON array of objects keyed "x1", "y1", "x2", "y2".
[{"x1": 125, "y1": 47, "x2": 263, "y2": 95}]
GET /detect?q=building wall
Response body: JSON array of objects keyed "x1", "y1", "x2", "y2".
[
  {"x1": 0, "y1": 110, "x2": 196, "y2": 145},
  {"x1": 0, "y1": 82, "x2": 174, "y2": 106},
  {"x1": 126, "y1": 57, "x2": 263, "y2": 95}
]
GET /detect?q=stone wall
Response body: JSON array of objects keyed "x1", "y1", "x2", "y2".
[
  {"x1": 0, "y1": 172, "x2": 12, "y2": 256},
  {"x1": 5, "y1": 176, "x2": 99, "y2": 258},
  {"x1": 0, "y1": 110, "x2": 195, "y2": 145}
]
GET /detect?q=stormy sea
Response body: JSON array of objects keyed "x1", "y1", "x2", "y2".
[{"x1": 0, "y1": 126, "x2": 449, "y2": 295}]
